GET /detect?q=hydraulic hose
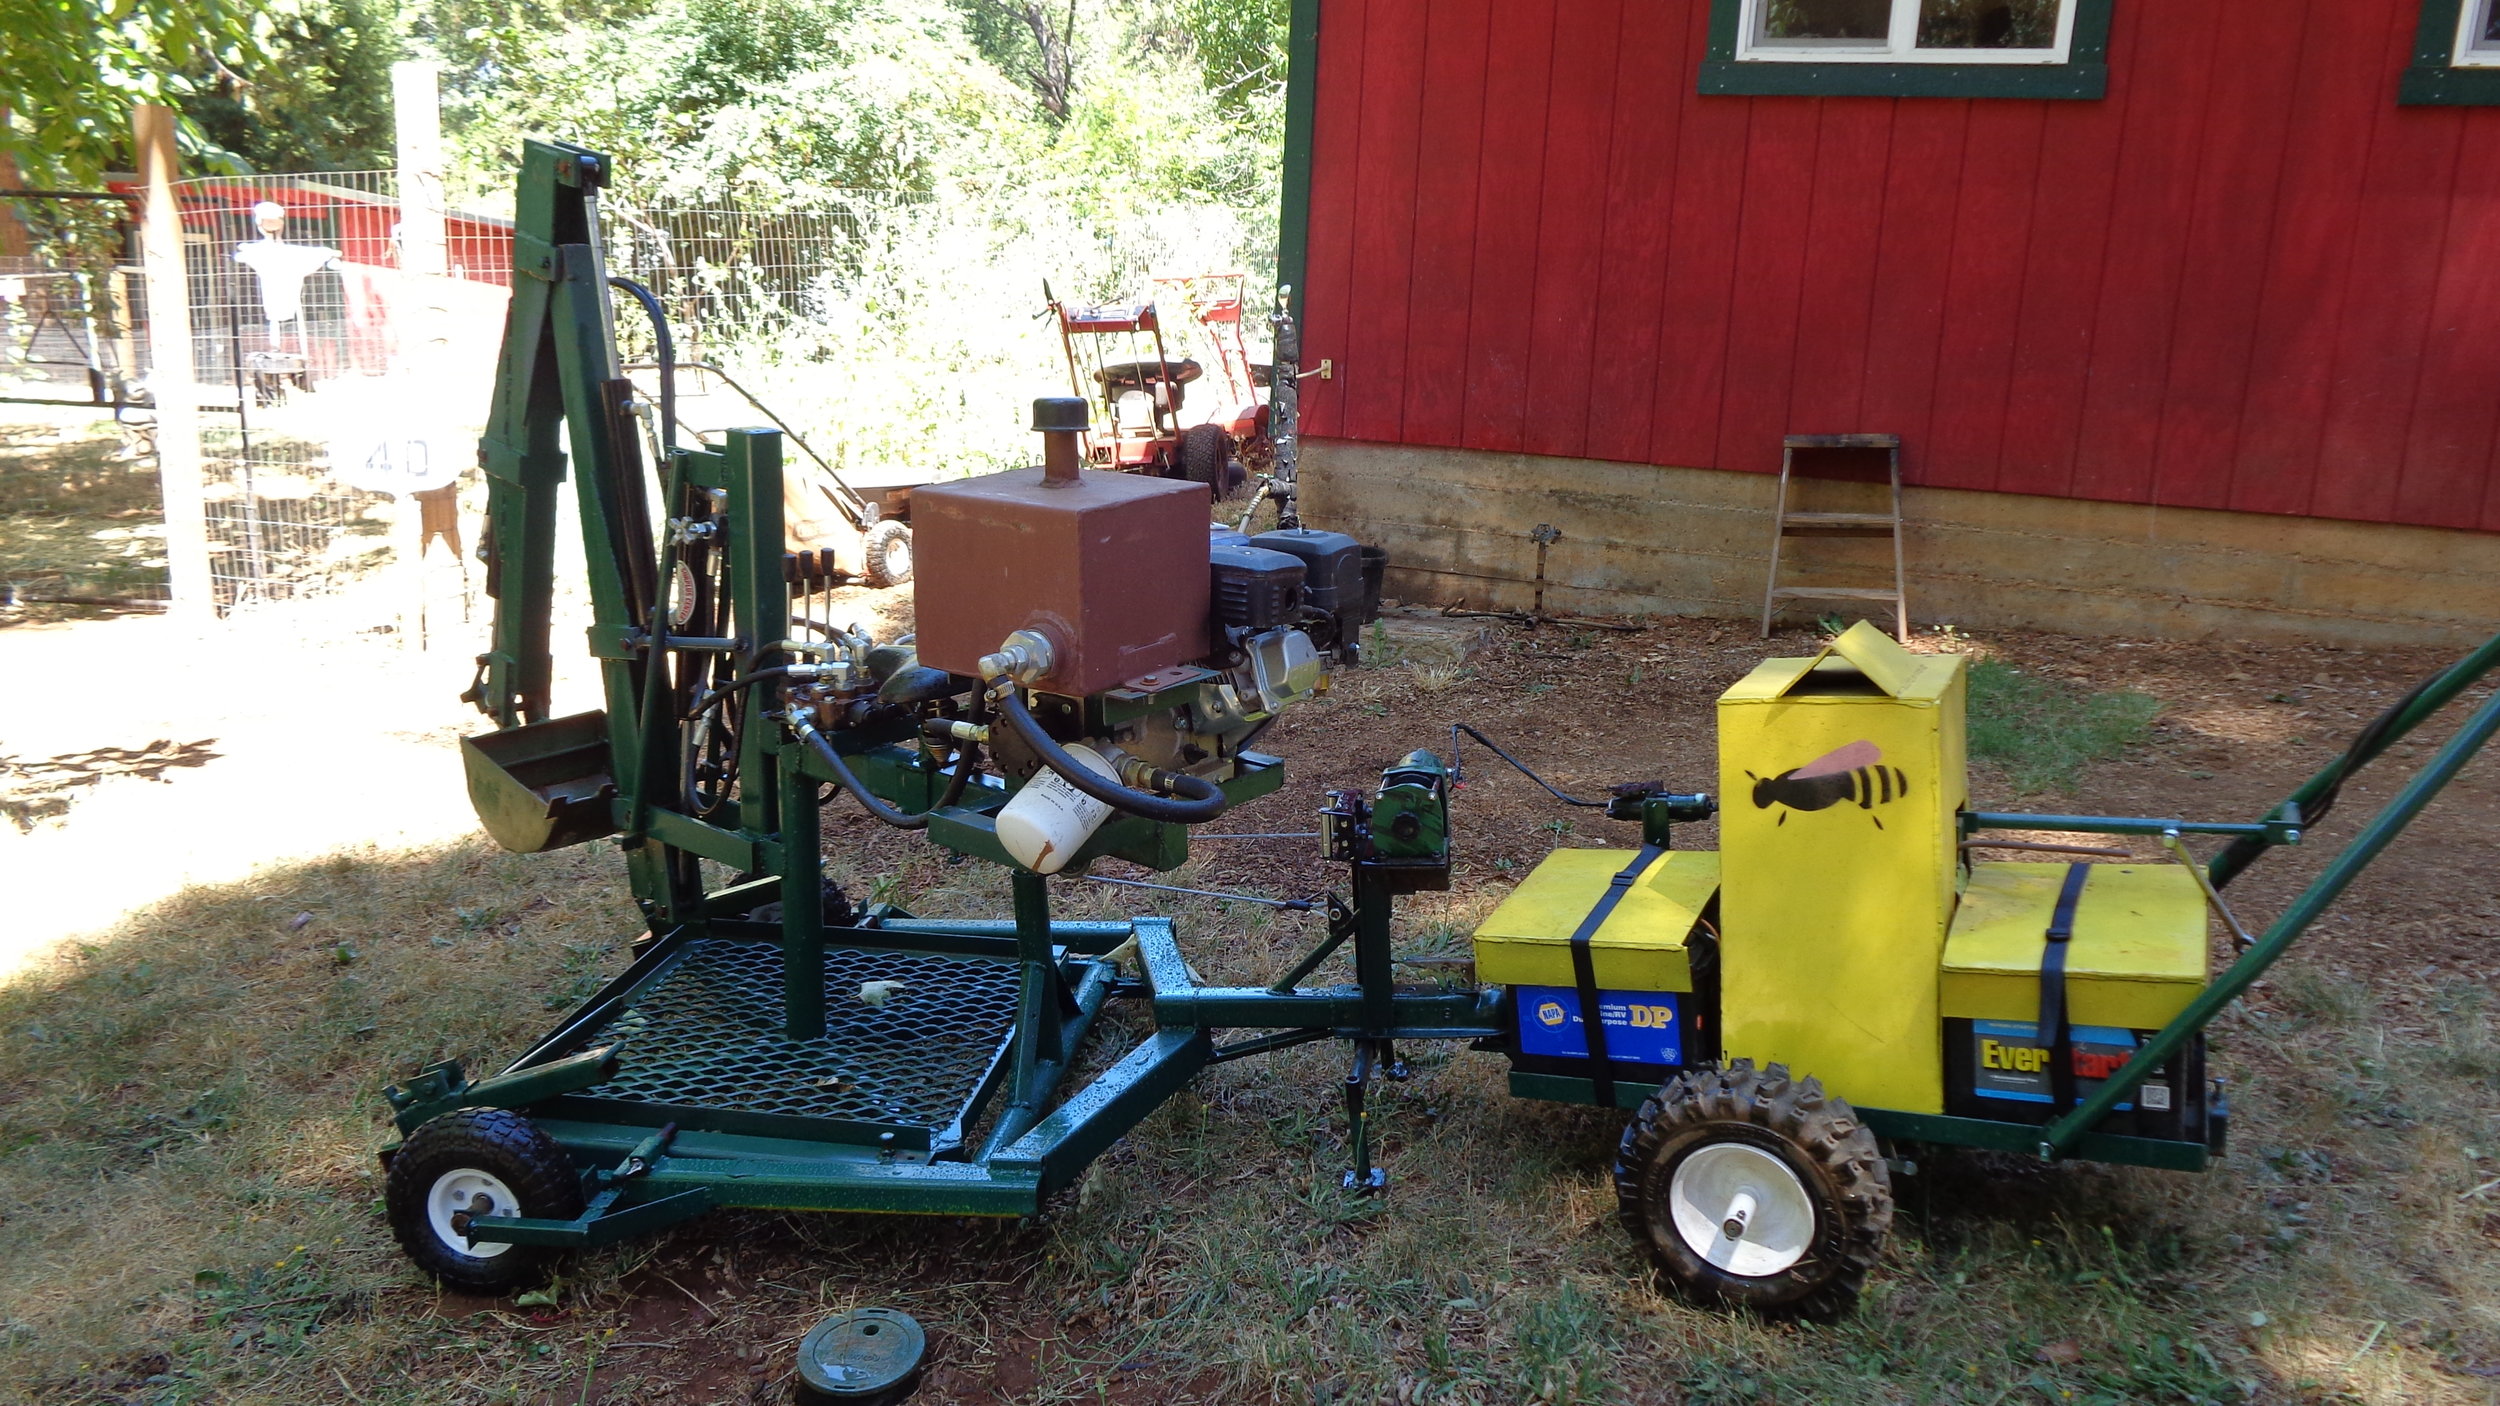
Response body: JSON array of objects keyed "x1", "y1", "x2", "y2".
[
  {"x1": 985, "y1": 677, "x2": 1229, "y2": 824},
  {"x1": 792, "y1": 717, "x2": 975, "y2": 831},
  {"x1": 606, "y1": 275, "x2": 675, "y2": 453},
  {"x1": 682, "y1": 666, "x2": 796, "y2": 722}
]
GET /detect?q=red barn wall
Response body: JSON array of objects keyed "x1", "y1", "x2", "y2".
[{"x1": 1297, "y1": 0, "x2": 2500, "y2": 535}]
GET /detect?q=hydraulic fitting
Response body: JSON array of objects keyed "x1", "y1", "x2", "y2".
[{"x1": 977, "y1": 628, "x2": 1057, "y2": 688}]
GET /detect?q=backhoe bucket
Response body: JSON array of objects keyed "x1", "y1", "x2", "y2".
[{"x1": 461, "y1": 711, "x2": 619, "y2": 853}]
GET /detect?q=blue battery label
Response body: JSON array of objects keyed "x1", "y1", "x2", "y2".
[
  {"x1": 1516, "y1": 987, "x2": 1682, "y2": 1065},
  {"x1": 1970, "y1": 1018, "x2": 2154, "y2": 1110}
]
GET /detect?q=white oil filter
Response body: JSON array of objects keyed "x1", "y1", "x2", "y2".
[{"x1": 995, "y1": 743, "x2": 1118, "y2": 874}]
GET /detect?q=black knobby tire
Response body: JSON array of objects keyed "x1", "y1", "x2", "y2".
[
  {"x1": 1614, "y1": 1060, "x2": 1891, "y2": 1319},
  {"x1": 862, "y1": 520, "x2": 912, "y2": 588},
  {"x1": 1178, "y1": 422, "x2": 1239, "y2": 500},
  {"x1": 386, "y1": 1108, "x2": 582, "y2": 1294}
]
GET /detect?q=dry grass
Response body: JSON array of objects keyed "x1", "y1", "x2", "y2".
[
  {"x1": 2, "y1": 601, "x2": 2497, "y2": 1401},
  {"x1": 7, "y1": 812, "x2": 2498, "y2": 1401},
  {"x1": 0, "y1": 408, "x2": 166, "y2": 619}
]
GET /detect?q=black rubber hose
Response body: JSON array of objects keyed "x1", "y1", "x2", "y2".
[
  {"x1": 682, "y1": 666, "x2": 795, "y2": 722},
  {"x1": 1449, "y1": 722, "x2": 1608, "y2": 807},
  {"x1": 795, "y1": 721, "x2": 976, "y2": 831},
  {"x1": 606, "y1": 276, "x2": 675, "y2": 454},
  {"x1": 988, "y1": 682, "x2": 1228, "y2": 824}
]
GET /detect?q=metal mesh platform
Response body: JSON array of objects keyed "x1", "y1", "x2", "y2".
[{"x1": 585, "y1": 939, "x2": 1022, "y2": 1134}]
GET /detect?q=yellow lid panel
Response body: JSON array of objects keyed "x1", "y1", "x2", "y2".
[
  {"x1": 1941, "y1": 862, "x2": 2211, "y2": 1030},
  {"x1": 1472, "y1": 849, "x2": 1719, "y2": 991}
]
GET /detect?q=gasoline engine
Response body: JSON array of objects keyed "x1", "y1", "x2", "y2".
[{"x1": 765, "y1": 395, "x2": 1376, "y2": 871}]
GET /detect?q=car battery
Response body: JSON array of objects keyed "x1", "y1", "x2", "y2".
[
  {"x1": 1472, "y1": 848, "x2": 1722, "y2": 1082},
  {"x1": 1941, "y1": 1016, "x2": 2205, "y2": 1140},
  {"x1": 1940, "y1": 861, "x2": 2213, "y2": 1140}
]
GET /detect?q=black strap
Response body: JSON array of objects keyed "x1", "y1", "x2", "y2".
[
  {"x1": 2038, "y1": 862, "x2": 2091, "y2": 1113},
  {"x1": 1569, "y1": 843, "x2": 1664, "y2": 1109}
]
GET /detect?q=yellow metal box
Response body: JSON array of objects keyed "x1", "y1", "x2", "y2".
[
  {"x1": 1716, "y1": 621, "x2": 1967, "y2": 1114},
  {"x1": 1940, "y1": 862, "x2": 2210, "y2": 1030},
  {"x1": 1472, "y1": 849, "x2": 1721, "y2": 991}
]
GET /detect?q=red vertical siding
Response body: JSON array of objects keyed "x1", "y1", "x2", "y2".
[
  {"x1": 1714, "y1": 101, "x2": 1822, "y2": 477},
  {"x1": 1854, "y1": 102, "x2": 1967, "y2": 469},
  {"x1": 2227, "y1": 0, "x2": 2399, "y2": 517},
  {"x1": 1396, "y1": 0, "x2": 1492, "y2": 447},
  {"x1": 2147, "y1": 0, "x2": 2307, "y2": 512},
  {"x1": 1337, "y1": 0, "x2": 1430, "y2": 446},
  {"x1": 1923, "y1": 102, "x2": 2046, "y2": 493},
  {"x1": 1578, "y1": 0, "x2": 1690, "y2": 463},
  {"x1": 1301, "y1": 0, "x2": 2500, "y2": 533},
  {"x1": 1294, "y1": 0, "x2": 1367, "y2": 441},
  {"x1": 1784, "y1": 102, "x2": 1893, "y2": 437},
  {"x1": 1456, "y1": 1, "x2": 1558, "y2": 452},
  {"x1": 1645, "y1": 78, "x2": 1751, "y2": 468},
  {"x1": 1519, "y1": 0, "x2": 1624, "y2": 462}
]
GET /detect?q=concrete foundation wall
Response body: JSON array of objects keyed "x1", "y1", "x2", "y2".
[{"x1": 1300, "y1": 440, "x2": 2500, "y2": 647}]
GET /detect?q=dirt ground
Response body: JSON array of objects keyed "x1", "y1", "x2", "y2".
[{"x1": 4, "y1": 476, "x2": 2499, "y2": 1400}]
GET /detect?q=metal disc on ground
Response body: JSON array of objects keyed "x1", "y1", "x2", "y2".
[{"x1": 793, "y1": 1308, "x2": 926, "y2": 1403}]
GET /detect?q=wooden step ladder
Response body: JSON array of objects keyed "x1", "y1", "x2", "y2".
[{"x1": 1759, "y1": 433, "x2": 1909, "y2": 643}]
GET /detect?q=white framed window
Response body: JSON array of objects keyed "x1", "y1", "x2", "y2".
[
  {"x1": 1736, "y1": 0, "x2": 2078, "y2": 65},
  {"x1": 2454, "y1": 0, "x2": 2500, "y2": 66}
]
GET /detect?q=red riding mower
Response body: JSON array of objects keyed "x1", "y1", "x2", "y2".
[{"x1": 1044, "y1": 274, "x2": 1272, "y2": 501}]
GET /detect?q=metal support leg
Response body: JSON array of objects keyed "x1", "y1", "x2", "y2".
[
  {"x1": 988, "y1": 871, "x2": 1068, "y2": 1154},
  {"x1": 1340, "y1": 1038, "x2": 1407, "y2": 1192},
  {"x1": 1342, "y1": 1039, "x2": 1382, "y2": 1191},
  {"x1": 778, "y1": 743, "x2": 824, "y2": 1040},
  {"x1": 1354, "y1": 866, "x2": 1395, "y2": 1037}
]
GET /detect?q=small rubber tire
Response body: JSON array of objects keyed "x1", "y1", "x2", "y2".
[
  {"x1": 862, "y1": 520, "x2": 912, "y2": 588},
  {"x1": 1614, "y1": 1060, "x2": 1891, "y2": 1319},
  {"x1": 1179, "y1": 423, "x2": 1238, "y2": 499},
  {"x1": 386, "y1": 1108, "x2": 582, "y2": 1295},
  {"x1": 1235, "y1": 429, "x2": 1277, "y2": 481}
]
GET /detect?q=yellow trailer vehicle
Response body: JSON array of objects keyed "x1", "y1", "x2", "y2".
[{"x1": 1467, "y1": 620, "x2": 2486, "y2": 1316}]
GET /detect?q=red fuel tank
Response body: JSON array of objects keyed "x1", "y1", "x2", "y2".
[{"x1": 909, "y1": 465, "x2": 1211, "y2": 696}]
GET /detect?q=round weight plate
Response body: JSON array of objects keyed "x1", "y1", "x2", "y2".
[{"x1": 794, "y1": 1308, "x2": 926, "y2": 1401}]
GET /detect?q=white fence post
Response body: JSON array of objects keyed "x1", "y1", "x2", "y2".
[
  {"x1": 134, "y1": 102, "x2": 214, "y2": 620},
  {"x1": 392, "y1": 61, "x2": 448, "y2": 279}
]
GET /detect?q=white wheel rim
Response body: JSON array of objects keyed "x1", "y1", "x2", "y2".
[
  {"x1": 1669, "y1": 1142, "x2": 1816, "y2": 1278},
  {"x1": 427, "y1": 1167, "x2": 521, "y2": 1259}
]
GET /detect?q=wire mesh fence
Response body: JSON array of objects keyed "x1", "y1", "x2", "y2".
[
  {"x1": 100, "y1": 174, "x2": 941, "y2": 616},
  {"x1": 602, "y1": 189, "x2": 936, "y2": 361},
  {"x1": 161, "y1": 170, "x2": 512, "y2": 610},
  {"x1": 0, "y1": 261, "x2": 124, "y2": 408}
]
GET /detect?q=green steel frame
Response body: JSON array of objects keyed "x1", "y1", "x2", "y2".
[
  {"x1": 409, "y1": 137, "x2": 2500, "y2": 1264},
  {"x1": 400, "y1": 139, "x2": 1506, "y2": 1248}
]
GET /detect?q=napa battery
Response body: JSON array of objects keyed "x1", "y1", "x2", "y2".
[
  {"x1": 1514, "y1": 988, "x2": 1689, "y2": 1064},
  {"x1": 1473, "y1": 849, "x2": 1720, "y2": 1083}
]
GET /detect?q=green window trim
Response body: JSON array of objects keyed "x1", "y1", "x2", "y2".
[
  {"x1": 1699, "y1": 0, "x2": 2114, "y2": 100},
  {"x1": 2401, "y1": 0, "x2": 2500, "y2": 104}
]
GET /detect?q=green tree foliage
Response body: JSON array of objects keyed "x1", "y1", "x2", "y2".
[
  {"x1": 181, "y1": 0, "x2": 401, "y2": 172},
  {"x1": 0, "y1": 0, "x2": 259, "y2": 187},
  {"x1": 1174, "y1": 0, "x2": 1287, "y2": 123},
  {"x1": 418, "y1": 0, "x2": 1023, "y2": 203},
  {"x1": 953, "y1": 0, "x2": 1079, "y2": 121}
]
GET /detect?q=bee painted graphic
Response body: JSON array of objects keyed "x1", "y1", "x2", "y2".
[{"x1": 1749, "y1": 740, "x2": 1909, "y2": 829}]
